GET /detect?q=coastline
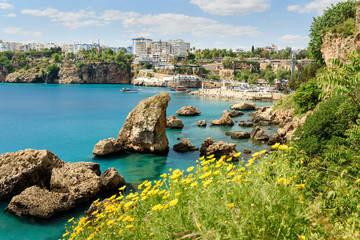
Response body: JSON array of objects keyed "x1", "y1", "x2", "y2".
[{"x1": 190, "y1": 88, "x2": 286, "y2": 101}]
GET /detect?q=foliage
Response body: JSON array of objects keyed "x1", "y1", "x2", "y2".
[
  {"x1": 0, "y1": 51, "x2": 15, "y2": 72},
  {"x1": 293, "y1": 80, "x2": 321, "y2": 114},
  {"x1": 273, "y1": 92, "x2": 296, "y2": 111},
  {"x1": 276, "y1": 69, "x2": 291, "y2": 80},
  {"x1": 318, "y1": 51, "x2": 360, "y2": 109},
  {"x1": 44, "y1": 64, "x2": 60, "y2": 79},
  {"x1": 208, "y1": 73, "x2": 220, "y2": 80},
  {"x1": 289, "y1": 63, "x2": 322, "y2": 90},
  {"x1": 309, "y1": 0, "x2": 356, "y2": 64},
  {"x1": 294, "y1": 95, "x2": 359, "y2": 155},
  {"x1": 325, "y1": 17, "x2": 356, "y2": 37}
]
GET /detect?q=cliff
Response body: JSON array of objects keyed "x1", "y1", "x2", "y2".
[{"x1": 1, "y1": 61, "x2": 131, "y2": 84}]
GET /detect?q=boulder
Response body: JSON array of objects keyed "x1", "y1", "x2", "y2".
[
  {"x1": 197, "y1": 120, "x2": 207, "y2": 127},
  {"x1": 230, "y1": 102, "x2": 256, "y2": 111},
  {"x1": 200, "y1": 138, "x2": 238, "y2": 160},
  {"x1": 50, "y1": 162, "x2": 101, "y2": 203},
  {"x1": 166, "y1": 115, "x2": 184, "y2": 129},
  {"x1": 210, "y1": 110, "x2": 234, "y2": 126},
  {"x1": 175, "y1": 106, "x2": 200, "y2": 116},
  {"x1": 92, "y1": 138, "x2": 122, "y2": 157},
  {"x1": 100, "y1": 167, "x2": 126, "y2": 192},
  {"x1": 239, "y1": 121, "x2": 254, "y2": 127},
  {"x1": 226, "y1": 131, "x2": 250, "y2": 139},
  {"x1": 268, "y1": 133, "x2": 285, "y2": 146},
  {"x1": 250, "y1": 106, "x2": 294, "y2": 126},
  {"x1": 116, "y1": 92, "x2": 170, "y2": 153},
  {"x1": 243, "y1": 149, "x2": 252, "y2": 154},
  {"x1": 0, "y1": 149, "x2": 64, "y2": 200},
  {"x1": 229, "y1": 110, "x2": 244, "y2": 118},
  {"x1": 5, "y1": 186, "x2": 74, "y2": 218},
  {"x1": 250, "y1": 126, "x2": 270, "y2": 142},
  {"x1": 173, "y1": 138, "x2": 199, "y2": 152}
]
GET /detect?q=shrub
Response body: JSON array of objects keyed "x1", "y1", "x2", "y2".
[
  {"x1": 294, "y1": 95, "x2": 359, "y2": 155},
  {"x1": 293, "y1": 80, "x2": 321, "y2": 115}
]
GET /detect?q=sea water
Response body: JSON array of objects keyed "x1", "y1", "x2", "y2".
[{"x1": 0, "y1": 83, "x2": 275, "y2": 240}]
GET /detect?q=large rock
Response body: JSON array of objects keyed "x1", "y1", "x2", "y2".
[
  {"x1": 250, "y1": 126, "x2": 270, "y2": 142},
  {"x1": 166, "y1": 115, "x2": 184, "y2": 129},
  {"x1": 226, "y1": 131, "x2": 250, "y2": 139},
  {"x1": 230, "y1": 102, "x2": 256, "y2": 111},
  {"x1": 197, "y1": 120, "x2": 207, "y2": 127},
  {"x1": 117, "y1": 92, "x2": 170, "y2": 153},
  {"x1": 0, "y1": 149, "x2": 64, "y2": 200},
  {"x1": 100, "y1": 167, "x2": 126, "y2": 192},
  {"x1": 50, "y1": 162, "x2": 101, "y2": 203},
  {"x1": 268, "y1": 133, "x2": 285, "y2": 146},
  {"x1": 5, "y1": 186, "x2": 74, "y2": 218},
  {"x1": 239, "y1": 121, "x2": 254, "y2": 127},
  {"x1": 200, "y1": 140, "x2": 238, "y2": 160},
  {"x1": 173, "y1": 138, "x2": 199, "y2": 152},
  {"x1": 175, "y1": 106, "x2": 200, "y2": 116},
  {"x1": 210, "y1": 110, "x2": 234, "y2": 126},
  {"x1": 250, "y1": 106, "x2": 293, "y2": 126},
  {"x1": 229, "y1": 110, "x2": 244, "y2": 118},
  {"x1": 92, "y1": 138, "x2": 122, "y2": 157}
]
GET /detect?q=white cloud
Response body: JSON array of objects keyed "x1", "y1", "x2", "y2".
[
  {"x1": 190, "y1": 0, "x2": 270, "y2": 15},
  {"x1": 3, "y1": 13, "x2": 16, "y2": 17},
  {"x1": 21, "y1": 7, "x2": 97, "y2": 22},
  {"x1": 278, "y1": 34, "x2": 310, "y2": 44},
  {"x1": 122, "y1": 13, "x2": 261, "y2": 38},
  {"x1": 61, "y1": 20, "x2": 110, "y2": 30},
  {"x1": 287, "y1": 0, "x2": 343, "y2": 15},
  {"x1": 2, "y1": 27, "x2": 42, "y2": 36},
  {"x1": 0, "y1": 2, "x2": 13, "y2": 9}
]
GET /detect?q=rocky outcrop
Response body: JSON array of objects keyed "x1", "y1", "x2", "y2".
[
  {"x1": 5, "y1": 186, "x2": 74, "y2": 218},
  {"x1": 243, "y1": 149, "x2": 252, "y2": 154},
  {"x1": 58, "y1": 63, "x2": 131, "y2": 84},
  {"x1": 250, "y1": 126, "x2": 270, "y2": 142},
  {"x1": 321, "y1": 33, "x2": 358, "y2": 65},
  {"x1": 197, "y1": 120, "x2": 207, "y2": 127},
  {"x1": 210, "y1": 110, "x2": 234, "y2": 126},
  {"x1": 100, "y1": 167, "x2": 126, "y2": 192},
  {"x1": 166, "y1": 115, "x2": 184, "y2": 129},
  {"x1": 93, "y1": 138, "x2": 122, "y2": 157},
  {"x1": 0, "y1": 149, "x2": 64, "y2": 200},
  {"x1": 250, "y1": 106, "x2": 293, "y2": 126},
  {"x1": 268, "y1": 133, "x2": 286, "y2": 146},
  {"x1": 230, "y1": 102, "x2": 256, "y2": 111},
  {"x1": 229, "y1": 110, "x2": 244, "y2": 118},
  {"x1": 116, "y1": 92, "x2": 170, "y2": 153},
  {"x1": 200, "y1": 137, "x2": 238, "y2": 160},
  {"x1": 94, "y1": 92, "x2": 171, "y2": 156},
  {"x1": 173, "y1": 138, "x2": 199, "y2": 152},
  {"x1": 175, "y1": 106, "x2": 200, "y2": 116},
  {"x1": 225, "y1": 131, "x2": 250, "y2": 139},
  {"x1": 0, "y1": 65, "x2": 8, "y2": 82},
  {"x1": 239, "y1": 121, "x2": 254, "y2": 127}
]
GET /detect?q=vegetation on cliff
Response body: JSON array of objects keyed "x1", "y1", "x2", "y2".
[{"x1": 309, "y1": 0, "x2": 356, "y2": 64}]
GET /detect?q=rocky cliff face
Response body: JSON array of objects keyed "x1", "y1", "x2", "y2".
[
  {"x1": 0, "y1": 65, "x2": 7, "y2": 82},
  {"x1": 59, "y1": 63, "x2": 131, "y2": 84},
  {"x1": 2, "y1": 62, "x2": 131, "y2": 84}
]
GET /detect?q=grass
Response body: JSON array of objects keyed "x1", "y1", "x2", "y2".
[{"x1": 63, "y1": 144, "x2": 360, "y2": 240}]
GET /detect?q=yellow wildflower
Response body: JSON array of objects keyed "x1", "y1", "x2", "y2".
[
  {"x1": 86, "y1": 233, "x2": 95, "y2": 240},
  {"x1": 227, "y1": 203, "x2": 234, "y2": 208},
  {"x1": 294, "y1": 184, "x2": 305, "y2": 190},
  {"x1": 213, "y1": 170, "x2": 220, "y2": 176},
  {"x1": 125, "y1": 225, "x2": 133, "y2": 229},
  {"x1": 119, "y1": 185, "x2": 126, "y2": 191},
  {"x1": 149, "y1": 233, "x2": 154, "y2": 237},
  {"x1": 203, "y1": 166, "x2": 209, "y2": 172},
  {"x1": 62, "y1": 232, "x2": 69, "y2": 237},
  {"x1": 298, "y1": 235, "x2": 306, "y2": 240},
  {"x1": 203, "y1": 179, "x2": 212, "y2": 187},
  {"x1": 118, "y1": 230, "x2": 123, "y2": 234},
  {"x1": 107, "y1": 220, "x2": 115, "y2": 226},
  {"x1": 152, "y1": 204, "x2": 164, "y2": 211},
  {"x1": 199, "y1": 171, "x2": 212, "y2": 179},
  {"x1": 227, "y1": 172, "x2": 235, "y2": 177},
  {"x1": 164, "y1": 204, "x2": 169, "y2": 209},
  {"x1": 169, "y1": 198, "x2": 179, "y2": 207},
  {"x1": 355, "y1": 179, "x2": 360, "y2": 183},
  {"x1": 226, "y1": 157, "x2": 233, "y2": 162},
  {"x1": 199, "y1": 156, "x2": 205, "y2": 160},
  {"x1": 124, "y1": 201, "x2": 134, "y2": 208},
  {"x1": 272, "y1": 142, "x2": 281, "y2": 149},
  {"x1": 68, "y1": 217, "x2": 74, "y2": 222},
  {"x1": 159, "y1": 189, "x2": 166, "y2": 195},
  {"x1": 233, "y1": 152, "x2": 241, "y2": 158},
  {"x1": 260, "y1": 150, "x2": 267, "y2": 154},
  {"x1": 207, "y1": 154, "x2": 214, "y2": 158},
  {"x1": 252, "y1": 152, "x2": 259, "y2": 158},
  {"x1": 278, "y1": 144, "x2": 289, "y2": 150},
  {"x1": 190, "y1": 182, "x2": 198, "y2": 188},
  {"x1": 160, "y1": 173, "x2": 167, "y2": 178},
  {"x1": 187, "y1": 166, "x2": 194, "y2": 172},
  {"x1": 169, "y1": 168, "x2": 172, "y2": 172},
  {"x1": 175, "y1": 192, "x2": 181, "y2": 197},
  {"x1": 238, "y1": 167, "x2": 245, "y2": 172}
]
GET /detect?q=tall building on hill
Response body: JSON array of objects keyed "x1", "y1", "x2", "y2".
[{"x1": 132, "y1": 37, "x2": 152, "y2": 56}]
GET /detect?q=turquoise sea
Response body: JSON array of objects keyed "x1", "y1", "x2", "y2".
[{"x1": 0, "y1": 83, "x2": 275, "y2": 240}]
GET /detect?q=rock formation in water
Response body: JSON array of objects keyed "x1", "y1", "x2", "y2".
[
  {"x1": 200, "y1": 137, "x2": 238, "y2": 160},
  {"x1": 229, "y1": 110, "x2": 244, "y2": 118},
  {"x1": 173, "y1": 138, "x2": 199, "y2": 152},
  {"x1": 210, "y1": 110, "x2": 234, "y2": 126},
  {"x1": 197, "y1": 120, "x2": 207, "y2": 127},
  {"x1": 175, "y1": 106, "x2": 201, "y2": 116},
  {"x1": 166, "y1": 115, "x2": 184, "y2": 129},
  {"x1": 250, "y1": 126, "x2": 270, "y2": 142},
  {"x1": 225, "y1": 131, "x2": 250, "y2": 139},
  {"x1": 230, "y1": 102, "x2": 256, "y2": 111},
  {"x1": 249, "y1": 106, "x2": 293, "y2": 126},
  {"x1": 0, "y1": 149, "x2": 64, "y2": 200},
  {"x1": 239, "y1": 121, "x2": 254, "y2": 127},
  {"x1": 93, "y1": 92, "x2": 171, "y2": 156}
]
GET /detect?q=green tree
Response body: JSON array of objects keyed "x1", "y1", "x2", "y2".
[
  {"x1": 318, "y1": 51, "x2": 360, "y2": 108},
  {"x1": 309, "y1": 0, "x2": 356, "y2": 64}
]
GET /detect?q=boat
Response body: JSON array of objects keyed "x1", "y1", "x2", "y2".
[
  {"x1": 168, "y1": 86, "x2": 176, "y2": 91},
  {"x1": 120, "y1": 87, "x2": 138, "y2": 92},
  {"x1": 175, "y1": 85, "x2": 192, "y2": 93}
]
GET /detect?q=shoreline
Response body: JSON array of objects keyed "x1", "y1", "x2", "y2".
[{"x1": 189, "y1": 88, "x2": 286, "y2": 101}]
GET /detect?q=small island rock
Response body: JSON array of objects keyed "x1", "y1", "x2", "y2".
[
  {"x1": 229, "y1": 110, "x2": 244, "y2": 118},
  {"x1": 230, "y1": 102, "x2": 256, "y2": 111},
  {"x1": 175, "y1": 106, "x2": 200, "y2": 116},
  {"x1": 200, "y1": 138, "x2": 238, "y2": 160},
  {"x1": 166, "y1": 115, "x2": 184, "y2": 129},
  {"x1": 197, "y1": 120, "x2": 207, "y2": 127},
  {"x1": 226, "y1": 131, "x2": 250, "y2": 139},
  {"x1": 100, "y1": 167, "x2": 126, "y2": 192},
  {"x1": 250, "y1": 126, "x2": 270, "y2": 142},
  {"x1": 173, "y1": 138, "x2": 199, "y2": 152},
  {"x1": 210, "y1": 110, "x2": 234, "y2": 126},
  {"x1": 92, "y1": 138, "x2": 122, "y2": 157},
  {"x1": 239, "y1": 121, "x2": 254, "y2": 127}
]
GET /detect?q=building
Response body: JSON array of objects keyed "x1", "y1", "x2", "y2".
[{"x1": 132, "y1": 37, "x2": 152, "y2": 56}]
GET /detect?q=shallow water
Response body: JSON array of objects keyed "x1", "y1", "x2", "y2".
[{"x1": 0, "y1": 83, "x2": 275, "y2": 240}]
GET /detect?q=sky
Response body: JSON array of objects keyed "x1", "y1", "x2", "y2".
[{"x1": 0, "y1": 0, "x2": 350, "y2": 51}]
